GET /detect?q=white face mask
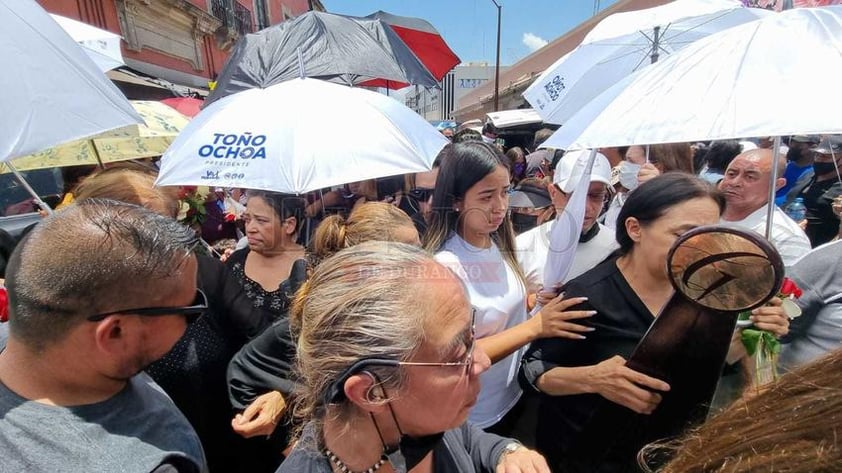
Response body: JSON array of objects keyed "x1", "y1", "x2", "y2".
[
  {"x1": 482, "y1": 134, "x2": 495, "y2": 145},
  {"x1": 619, "y1": 161, "x2": 642, "y2": 191}
]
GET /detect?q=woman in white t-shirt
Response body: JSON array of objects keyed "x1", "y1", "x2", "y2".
[{"x1": 423, "y1": 142, "x2": 594, "y2": 436}]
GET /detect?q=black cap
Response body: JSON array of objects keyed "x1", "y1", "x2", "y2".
[
  {"x1": 814, "y1": 136, "x2": 842, "y2": 155},
  {"x1": 508, "y1": 184, "x2": 551, "y2": 209}
]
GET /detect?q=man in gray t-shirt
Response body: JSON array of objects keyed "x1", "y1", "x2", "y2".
[
  {"x1": 0, "y1": 201, "x2": 207, "y2": 473},
  {"x1": 780, "y1": 240, "x2": 842, "y2": 371}
]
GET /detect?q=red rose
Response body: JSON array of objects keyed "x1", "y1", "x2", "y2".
[
  {"x1": 177, "y1": 186, "x2": 198, "y2": 200},
  {"x1": 780, "y1": 278, "x2": 802, "y2": 298},
  {"x1": 0, "y1": 287, "x2": 8, "y2": 323},
  {"x1": 224, "y1": 213, "x2": 236, "y2": 223}
]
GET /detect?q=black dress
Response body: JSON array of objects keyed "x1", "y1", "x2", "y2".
[
  {"x1": 146, "y1": 255, "x2": 273, "y2": 473},
  {"x1": 520, "y1": 257, "x2": 656, "y2": 473},
  {"x1": 224, "y1": 248, "x2": 308, "y2": 473},
  {"x1": 226, "y1": 248, "x2": 306, "y2": 322}
]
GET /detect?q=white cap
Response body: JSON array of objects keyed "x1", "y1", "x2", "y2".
[{"x1": 553, "y1": 149, "x2": 612, "y2": 193}]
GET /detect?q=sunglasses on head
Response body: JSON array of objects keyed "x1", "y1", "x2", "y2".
[
  {"x1": 408, "y1": 187, "x2": 435, "y2": 202},
  {"x1": 86, "y1": 289, "x2": 208, "y2": 324}
]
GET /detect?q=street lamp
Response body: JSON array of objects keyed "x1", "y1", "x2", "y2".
[{"x1": 491, "y1": 0, "x2": 501, "y2": 112}]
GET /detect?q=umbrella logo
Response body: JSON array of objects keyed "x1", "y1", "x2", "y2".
[
  {"x1": 198, "y1": 133, "x2": 268, "y2": 159},
  {"x1": 544, "y1": 75, "x2": 566, "y2": 101}
]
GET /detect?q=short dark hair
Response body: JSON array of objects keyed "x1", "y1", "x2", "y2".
[
  {"x1": 533, "y1": 128, "x2": 555, "y2": 150},
  {"x1": 615, "y1": 173, "x2": 725, "y2": 254},
  {"x1": 5, "y1": 199, "x2": 198, "y2": 351},
  {"x1": 453, "y1": 128, "x2": 482, "y2": 144},
  {"x1": 424, "y1": 142, "x2": 509, "y2": 251},
  {"x1": 246, "y1": 190, "x2": 306, "y2": 234},
  {"x1": 704, "y1": 140, "x2": 742, "y2": 173}
]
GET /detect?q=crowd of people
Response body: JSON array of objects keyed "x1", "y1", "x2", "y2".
[{"x1": 1, "y1": 128, "x2": 842, "y2": 473}]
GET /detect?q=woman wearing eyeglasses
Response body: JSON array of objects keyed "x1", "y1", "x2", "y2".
[
  {"x1": 423, "y1": 142, "x2": 594, "y2": 439},
  {"x1": 278, "y1": 241, "x2": 549, "y2": 473}
]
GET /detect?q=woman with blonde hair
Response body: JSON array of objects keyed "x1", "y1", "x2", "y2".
[
  {"x1": 309, "y1": 201, "x2": 420, "y2": 265},
  {"x1": 278, "y1": 241, "x2": 549, "y2": 472},
  {"x1": 73, "y1": 166, "x2": 180, "y2": 218}
]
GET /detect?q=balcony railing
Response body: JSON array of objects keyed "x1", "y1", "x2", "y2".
[
  {"x1": 210, "y1": 0, "x2": 254, "y2": 36},
  {"x1": 232, "y1": 2, "x2": 254, "y2": 35}
]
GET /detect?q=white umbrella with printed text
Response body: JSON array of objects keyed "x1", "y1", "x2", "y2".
[
  {"x1": 545, "y1": 6, "x2": 842, "y2": 238},
  {"x1": 50, "y1": 13, "x2": 125, "y2": 71},
  {"x1": 1, "y1": 0, "x2": 143, "y2": 211},
  {"x1": 155, "y1": 77, "x2": 449, "y2": 194},
  {"x1": 523, "y1": 0, "x2": 771, "y2": 125}
]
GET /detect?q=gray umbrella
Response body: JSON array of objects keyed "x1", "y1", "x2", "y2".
[{"x1": 206, "y1": 11, "x2": 438, "y2": 105}]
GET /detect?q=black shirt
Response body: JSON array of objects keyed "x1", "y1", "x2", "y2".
[
  {"x1": 520, "y1": 257, "x2": 655, "y2": 472},
  {"x1": 799, "y1": 177, "x2": 842, "y2": 247},
  {"x1": 146, "y1": 256, "x2": 273, "y2": 473}
]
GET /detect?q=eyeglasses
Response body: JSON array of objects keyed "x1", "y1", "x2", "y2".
[
  {"x1": 86, "y1": 289, "x2": 208, "y2": 323},
  {"x1": 397, "y1": 308, "x2": 476, "y2": 376},
  {"x1": 408, "y1": 187, "x2": 435, "y2": 202}
]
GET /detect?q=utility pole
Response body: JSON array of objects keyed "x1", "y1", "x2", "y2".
[{"x1": 491, "y1": 0, "x2": 501, "y2": 112}]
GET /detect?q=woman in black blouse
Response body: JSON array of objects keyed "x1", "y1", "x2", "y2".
[
  {"x1": 520, "y1": 173, "x2": 791, "y2": 472},
  {"x1": 226, "y1": 191, "x2": 307, "y2": 323}
]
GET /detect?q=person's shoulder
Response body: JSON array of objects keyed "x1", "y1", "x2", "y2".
[
  {"x1": 771, "y1": 207, "x2": 810, "y2": 241},
  {"x1": 276, "y1": 449, "x2": 331, "y2": 473},
  {"x1": 588, "y1": 224, "x2": 619, "y2": 247},
  {"x1": 226, "y1": 247, "x2": 249, "y2": 266},
  {"x1": 515, "y1": 221, "x2": 551, "y2": 250},
  {"x1": 565, "y1": 256, "x2": 618, "y2": 290},
  {"x1": 794, "y1": 239, "x2": 842, "y2": 269}
]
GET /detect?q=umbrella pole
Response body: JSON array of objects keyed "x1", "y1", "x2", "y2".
[
  {"x1": 6, "y1": 162, "x2": 54, "y2": 215},
  {"x1": 650, "y1": 26, "x2": 661, "y2": 64},
  {"x1": 764, "y1": 136, "x2": 782, "y2": 240},
  {"x1": 93, "y1": 143, "x2": 105, "y2": 169}
]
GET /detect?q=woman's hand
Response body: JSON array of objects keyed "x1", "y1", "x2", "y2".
[
  {"x1": 532, "y1": 294, "x2": 595, "y2": 340},
  {"x1": 749, "y1": 296, "x2": 790, "y2": 338},
  {"x1": 587, "y1": 356, "x2": 671, "y2": 414},
  {"x1": 231, "y1": 390, "x2": 287, "y2": 438},
  {"x1": 496, "y1": 447, "x2": 551, "y2": 473}
]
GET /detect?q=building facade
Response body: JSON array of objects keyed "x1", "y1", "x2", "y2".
[
  {"x1": 405, "y1": 62, "x2": 507, "y2": 121},
  {"x1": 38, "y1": 0, "x2": 323, "y2": 97}
]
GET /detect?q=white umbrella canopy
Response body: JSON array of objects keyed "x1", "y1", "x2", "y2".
[
  {"x1": 523, "y1": 0, "x2": 771, "y2": 125},
  {"x1": 551, "y1": 6, "x2": 842, "y2": 150},
  {"x1": 50, "y1": 13, "x2": 125, "y2": 71},
  {"x1": 156, "y1": 78, "x2": 449, "y2": 194},
  {"x1": 1, "y1": 0, "x2": 142, "y2": 162}
]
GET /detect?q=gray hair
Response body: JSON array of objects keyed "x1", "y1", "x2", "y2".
[
  {"x1": 290, "y1": 241, "x2": 444, "y2": 436},
  {"x1": 6, "y1": 198, "x2": 198, "y2": 351}
]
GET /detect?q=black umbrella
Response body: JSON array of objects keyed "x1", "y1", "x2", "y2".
[{"x1": 206, "y1": 11, "x2": 438, "y2": 105}]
